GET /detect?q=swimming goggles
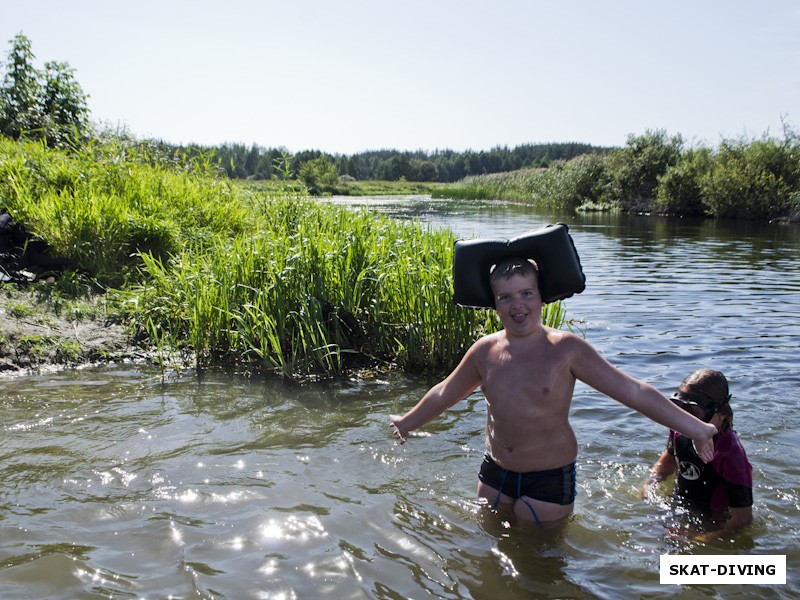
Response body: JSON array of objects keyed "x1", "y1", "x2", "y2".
[{"x1": 669, "y1": 390, "x2": 729, "y2": 422}]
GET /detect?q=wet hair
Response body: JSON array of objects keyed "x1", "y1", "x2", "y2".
[
  {"x1": 488, "y1": 257, "x2": 539, "y2": 291},
  {"x1": 680, "y1": 368, "x2": 734, "y2": 430}
]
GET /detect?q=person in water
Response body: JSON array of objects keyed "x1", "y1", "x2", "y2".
[
  {"x1": 644, "y1": 368, "x2": 753, "y2": 533},
  {"x1": 390, "y1": 257, "x2": 717, "y2": 526}
]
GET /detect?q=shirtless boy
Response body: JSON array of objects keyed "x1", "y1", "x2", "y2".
[{"x1": 390, "y1": 258, "x2": 717, "y2": 525}]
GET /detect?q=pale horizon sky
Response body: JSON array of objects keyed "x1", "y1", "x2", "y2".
[{"x1": 2, "y1": 1, "x2": 798, "y2": 155}]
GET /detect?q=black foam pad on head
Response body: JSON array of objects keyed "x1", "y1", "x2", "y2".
[{"x1": 452, "y1": 223, "x2": 586, "y2": 308}]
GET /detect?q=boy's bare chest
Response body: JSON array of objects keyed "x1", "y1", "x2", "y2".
[{"x1": 481, "y1": 343, "x2": 569, "y2": 399}]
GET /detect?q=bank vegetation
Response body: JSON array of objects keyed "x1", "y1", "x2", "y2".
[
  {"x1": 432, "y1": 128, "x2": 800, "y2": 222},
  {"x1": 0, "y1": 136, "x2": 572, "y2": 379}
]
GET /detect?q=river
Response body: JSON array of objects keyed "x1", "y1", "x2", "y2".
[{"x1": 1, "y1": 196, "x2": 798, "y2": 599}]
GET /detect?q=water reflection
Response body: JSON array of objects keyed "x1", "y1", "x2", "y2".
[{"x1": 2, "y1": 197, "x2": 799, "y2": 598}]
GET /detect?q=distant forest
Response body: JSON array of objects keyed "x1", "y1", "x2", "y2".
[{"x1": 167, "y1": 142, "x2": 614, "y2": 183}]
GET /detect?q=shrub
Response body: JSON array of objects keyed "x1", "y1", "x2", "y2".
[
  {"x1": 606, "y1": 130, "x2": 684, "y2": 212},
  {"x1": 298, "y1": 156, "x2": 340, "y2": 195},
  {"x1": 698, "y1": 135, "x2": 800, "y2": 220},
  {"x1": 656, "y1": 147, "x2": 713, "y2": 216}
]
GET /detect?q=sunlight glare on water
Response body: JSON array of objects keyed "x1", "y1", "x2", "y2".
[{"x1": 1, "y1": 198, "x2": 798, "y2": 599}]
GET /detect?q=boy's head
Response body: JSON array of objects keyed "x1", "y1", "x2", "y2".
[{"x1": 489, "y1": 257, "x2": 539, "y2": 293}]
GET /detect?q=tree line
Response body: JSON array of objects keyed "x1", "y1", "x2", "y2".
[{"x1": 205, "y1": 141, "x2": 612, "y2": 183}]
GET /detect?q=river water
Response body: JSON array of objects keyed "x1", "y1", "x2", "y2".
[{"x1": 1, "y1": 196, "x2": 798, "y2": 599}]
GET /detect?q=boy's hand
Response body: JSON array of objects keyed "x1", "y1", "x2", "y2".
[
  {"x1": 389, "y1": 416, "x2": 408, "y2": 444},
  {"x1": 692, "y1": 422, "x2": 717, "y2": 462}
]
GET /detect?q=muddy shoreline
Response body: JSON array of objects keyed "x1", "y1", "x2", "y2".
[{"x1": 0, "y1": 286, "x2": 146, "y2": 376}]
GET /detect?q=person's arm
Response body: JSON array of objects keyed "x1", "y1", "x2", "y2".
[
  {"x1": 642, "y1": 448, "x2": 677, "y2": 498},
  {"x1": 691, "y1": 505, "x2": 753, "y2": 543},
  {"x1": 701, "y1": 477, "x2": 753, "y2": 536},
  {"x1": 567, "y1": 335, "x2": 717, "y2": 462},
  {"x1": 390, "y1": 344, "x2": 482, "y2": 443},
  {"x1": 649, "y1": 448, "x2": 677, "y2": 482},
  {"x1": 725, "y1": 505, "x2": 753, "y2": 529}
]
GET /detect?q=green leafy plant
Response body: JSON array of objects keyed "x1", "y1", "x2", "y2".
[{"x1": 0, "y1": 33, "x2": 90, "y2": 147}]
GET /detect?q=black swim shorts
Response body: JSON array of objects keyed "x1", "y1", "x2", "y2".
[{"x1": 478, "y1": 453, "x2": 577, "y2": 505}]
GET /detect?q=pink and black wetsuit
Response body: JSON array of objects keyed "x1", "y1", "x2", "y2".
[{"x1": 668, "y1": 427, "x2": 753, "y2": 520}]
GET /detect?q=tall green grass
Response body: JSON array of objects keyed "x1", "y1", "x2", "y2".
[
  {"x1": 2, "y1": 135, "x2": 569, "y2": 380},
  {"x1": 0, "y1": 136, "x2": 249, "y2": 286},
  {"x1": 124, "y1": 196, "x2": 567, "y2": 379},
  {"x1": 431, "y1": 155, "x2": 612, "y2": 211}
]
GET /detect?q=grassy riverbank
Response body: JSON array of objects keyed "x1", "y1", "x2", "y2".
[
  {"x1": 0, "y1": 136, "x2": 567, "y2": 380},
  {"x1": 242, "y1": 177, "x2": 447, "y2": 197},
  {"x1": 434, "y1": 155, "x2": 608, "y2": 212},
  {"x1": 433, "y1": 129, "x2": 800, "y2": 221}
]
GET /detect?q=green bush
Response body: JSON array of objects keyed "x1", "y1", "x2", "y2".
[
  {"x1": 545, "y1": 154, "x2": 612, "y2": 209},
  {"x1": 656, "y1": 147, "x2": 712, "y2": 216},
  {"x1": 433, "y1": 126, "x2": 800, "y2": 221},
  {"x1": 298, "y1": 156, "x2": 340, "y2": 195},
  {"x1": 698, "y1": 136, "x2": 800, "y2": 220},
  {"x1": 606, "y1": 129, "x2": 683, "y2": 212}
]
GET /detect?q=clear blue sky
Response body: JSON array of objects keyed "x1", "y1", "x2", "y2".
[{"x1": 2, "y1": 0, "x2": 798, "y2": 154}]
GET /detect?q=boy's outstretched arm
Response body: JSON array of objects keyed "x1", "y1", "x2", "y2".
[
  {"x1": 390, "y1": 346, "x2": 482, "y2": 444},
  {"x1": 621, "y1": 378, "x2": 717, "y2": 462},
  {"x1": 567, "y1": 335, "x2": 717, "y2": 462}
]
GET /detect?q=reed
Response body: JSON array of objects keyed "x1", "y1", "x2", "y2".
[
  {"x1": 431, "y1": 167, "x2": 563, "y2": 205},
  {"x1": 431, "y1": 157, "x2": 612, "y2": 211},
  {"x1": 123, "y1": 196, "x2": 567, "y2": 380}
]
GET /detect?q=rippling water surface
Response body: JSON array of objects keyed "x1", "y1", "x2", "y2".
[{"x1": 2, "y1": 197, "x2": 798, "y2": 599}]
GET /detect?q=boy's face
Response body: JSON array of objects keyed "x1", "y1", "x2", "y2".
[{"x1": 492, "y1": 273, "x2": 542, "y2": 333}]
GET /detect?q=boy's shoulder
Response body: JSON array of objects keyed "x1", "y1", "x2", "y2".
[
  {"x1": 544, "y1": 327, "x2": 592, "y2": 352},
  {"x1": 473, "y1": 329, "x2": 505, "y2": 348}
]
